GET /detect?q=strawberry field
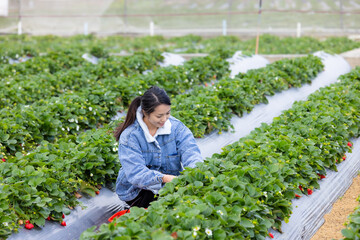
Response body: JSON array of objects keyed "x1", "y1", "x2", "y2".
[{"x1": 1, "y1": 35, "x2": 360, "y2": 240}]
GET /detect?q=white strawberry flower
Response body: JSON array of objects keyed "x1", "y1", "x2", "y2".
[
  {"x1": 217, "y1": 210, "x2": 224, "y2": 216},
  {"x1": 76, "y1": 125, "x2": 80, "y2": 131},
  {"x1": 90, "y1": 173, "x2": 93, "y2": 177},
  {"x1": 89, "y1": 107, "x2": 93, "y2": 111},
  {"x1": 93, "y1": 111, "x2": 96, "y2": 115},
  {"x1": 193, "y1": 226, "x2": 200, "y2": 232},
  {"x1": 68, "y1": 118, "x2": 74, "y2": 122},
  {"x1": 205, "y1": 228, "x2": 212, "y2": 236},
  {"x1": 67, "y1": 127, "x2": 70, "y2": 132},
  {"x1": 192, "y1": 231, "x2": 197, "y2": 237}
]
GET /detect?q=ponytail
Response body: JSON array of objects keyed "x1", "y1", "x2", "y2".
[
  {"x1": 114, "y1": 86, "x2": 171, "y2": 141},
  {"x1": 114, "y1": 96, "x2": 141, "y2": 141}
]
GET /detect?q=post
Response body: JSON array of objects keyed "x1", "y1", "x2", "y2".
[
  {"x1": 222, "y1": 19, "x2": 227, "y2": 36},
  {"x1": 339, "y1": 0, "x2": 343, "y2": 30},
  {"x1": 17, "y1": 20, "x2": 22, "y2": 35},
  {"x1": 150, "y1": 21, "x2": 154, "y2": 36},
  {"x1": 296, "y1": 22, "x2": 301, "y2": 37},
  {"x1": 123, "y1": 0, "x2": 127, "y2": 27},
  {"x1": 84, "y1": 22, "x2": 88, "y2": 35},
  {"x1": 255, "y1": 0, "x2": 262, "y2": 55},
  {"x1": 17, "y1": 0, "x2": 22, "y2": 35}
]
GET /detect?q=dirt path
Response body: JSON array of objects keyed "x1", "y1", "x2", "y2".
[{"x1": 311, "y1": 174, "x2": 360, "y2": 240}]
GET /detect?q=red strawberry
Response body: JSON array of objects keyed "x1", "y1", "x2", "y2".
[
  {"x1": 317, "y1": 173, "x2": 326, "y2": 179},
  {"x1": 307, "y1": 189, "x2": 313, "y2": 195},
  {"x1": 342, "y1": 155, "x2": 346, "y2": 160},
  {"x1": 25, "y1": 223, "x2": 34, "y2": 230},
  {"x1": 269, "y1": 233, "x2": 274, "y2": 238},
  {"x1": 25, "y1": 220, "x2": 30, "y2": 224},
  {"x1": 204, "y1": 82, "x2": 208, "y2": 87},
  {"x1": 347, "y1": 142, "x2": 352, "y2": 147},
  {"x1": 61, "y1": 221, "x2": 66, "y2": 226},
  {"x1": 62, "y1": 213, "x2": 65, "y2": 219},
  {"x1": 295, "y1": 194, "x2": 301, "y2": 198},
  {"x1": 299, "y1": 185, "x2": 303, "y2": 191},
  {"x1": 95, "y1": 191, "x2": 100, "y2": 195},
  {"x1": 171, "y1": 232, "x2": 178, "y2": 239},
  {"x1": 46, "y1": 216, "x2": 51, "y2": 221},
  {"x1": 1, "y1": 158, "x2": 5, "y2": 162}
]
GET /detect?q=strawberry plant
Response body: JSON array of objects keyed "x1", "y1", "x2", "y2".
[
  {"x1": 0, "y1": 121, "x2": 121, "y2": 237},
  {"x1": 342, "y1": 194, "x2": 360, "y2": 239}
]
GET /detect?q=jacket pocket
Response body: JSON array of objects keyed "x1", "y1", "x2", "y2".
[{"x1": 166, "y1": 154, "x2": 182, "y2": 174}]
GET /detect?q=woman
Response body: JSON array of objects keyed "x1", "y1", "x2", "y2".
[{"x1": 114, "y1": 86, "x2": 203, "y2": 208}]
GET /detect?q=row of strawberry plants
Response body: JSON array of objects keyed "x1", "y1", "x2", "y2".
[
  {"x1": 0, "y1": 121, "x2": 121, "y2": 238},
  {"x1": 80, "y1": 67, "x2": 360, "y2": 240},
  {"x1": 0, "y1": 49, "x2": 87, "y2": 78},
  {"x1": 2, "y1": 35, "x2": 359, "y2": 58},
  {"x1": 0, "y1": 50, "x2": 163, "y2": 108},
  {"x1": 172, "y1": 55, "x2": 324, "y2": 137},
  {"x1": 342, "y1": 194, "x2": 360, "y2": 239}
]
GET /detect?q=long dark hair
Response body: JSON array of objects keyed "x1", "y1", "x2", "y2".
[{"x1": 114, "y1": 86, "x2": 171, "y2": 141}]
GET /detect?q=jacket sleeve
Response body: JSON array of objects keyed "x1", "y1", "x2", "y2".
[
  {"x1": 118, "y1": 141, "x2": 164, "y2": 194},
  {"x1": 176, "y1": 123, "x2": 203, "y2": 169}
]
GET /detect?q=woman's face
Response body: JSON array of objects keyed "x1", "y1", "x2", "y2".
[{"x1": 143, "y1": 104, "x2": 171, "y2": 129}]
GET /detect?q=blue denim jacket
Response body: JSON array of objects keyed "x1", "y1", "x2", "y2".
[{"x1": 116, "y1": 110, "x2": 203, "y2": 202}]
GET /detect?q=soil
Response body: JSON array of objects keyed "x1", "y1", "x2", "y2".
[{"x1": 311, "y1": 174, "x2": 360, "y2": 240}]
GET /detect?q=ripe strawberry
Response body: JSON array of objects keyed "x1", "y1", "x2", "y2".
[
  {"x1": 317, "y1": 173, "x2": 326, "y2": 179},
  {"x1": 295, "y1": 194, "x2": 301, "y2": 198},
  {"x1": 25, "y1": 223, "x2": 34, "y2": 230},
  {"x1": 46, "y1": 216, "x2": 51, "y2": 221},
  {"x1": 307, "y1": 189, "x2": 313, "y2": 195},
  {"x1": 171, "y1": 232, "x2": 178, "y2": 239},
  {"x1": 95, "y1": 191, "x2": 100, "y2": 195},
  {"x1": 62, "y1": 213, "x2": 65, "y2": 219},
  {"x1": 347, "y1": 142, "x2": 352, "y2": 147},
  {"x1": 269, "y1": 233, "x2": 274, "y2": 238},
  {"x1": 61, "y1": 221, "x2": 66, "y2": 226},
  {"x1": 25, "y1": 220, "x2": 30, "y2": 224},
  {"x1": 1, "y1": 158, "x2": 5, "y2": 162},
  {"x1": 299, "y1": 185, "x2": 303, "y2": 191},
  {"x1": 343, "y1": 155, "x2": 346, "y2": 160}
]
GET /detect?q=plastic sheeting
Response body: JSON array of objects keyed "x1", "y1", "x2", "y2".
[
  {"x1": 81, "y1": 53, "x2": 99, "y2": 64},
  {"x1": 8, "y1": 56, "x2": 32, "y2": 64},
  {"x1": 8, "y1": 52, "x2": 351, "y2": 240},
  {"x1": 158, "y1": 52, "x2": 186, "y2": 67},
  {"x1": 227, "y1": 51, "x2": 270, "y2": 78}
]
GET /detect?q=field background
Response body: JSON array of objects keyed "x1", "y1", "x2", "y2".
[{"x1": 1, "y1": 0, "x2": 360, "y2": 36}]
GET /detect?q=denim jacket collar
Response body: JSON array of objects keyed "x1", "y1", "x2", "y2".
[{"x1": 136, "y1": 106, "x2": 171, "y2": 143}]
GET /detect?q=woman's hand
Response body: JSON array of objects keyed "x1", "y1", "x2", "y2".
[{"x1": 162, "y1": 174, "x2": 176, "y2": 183}]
